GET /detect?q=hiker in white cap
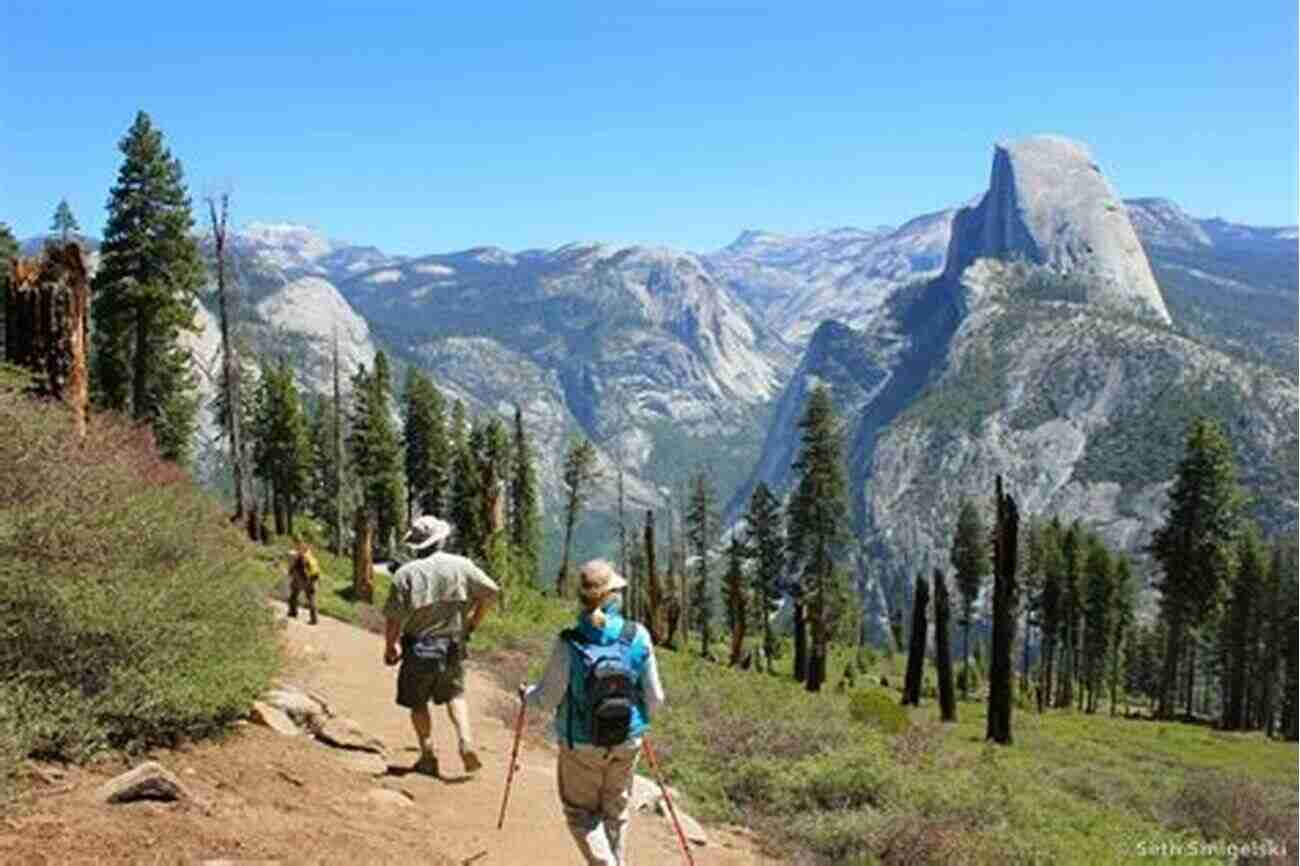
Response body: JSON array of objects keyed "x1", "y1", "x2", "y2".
[
  {"x1": 520, "y1": 559, "x2": 666, "y2": 866},
  {"x1": 382, "y1": 515, "x2": 500, "y2": 777}
]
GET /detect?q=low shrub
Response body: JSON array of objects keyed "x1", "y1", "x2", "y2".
[
  {"x1": 849, "y1": 688, "x2": 910, "y2": 734},
  {"x1": 1167, "y1": 772, "x2": 1299, "y2": 860},
  {"x1": 0, "y1": 388, "x2": 280, "y2": 791}
]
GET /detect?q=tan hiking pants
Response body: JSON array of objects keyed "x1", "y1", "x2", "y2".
[{"x1": 557, "y1": 740, "x2": 642, "y2": 866}]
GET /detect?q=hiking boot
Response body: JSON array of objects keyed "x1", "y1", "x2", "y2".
[
  {"x1": 413, "y1": 752, "x2": 439, "y2": 777},
  {"x1": 459, "y1": 745, "x2": 482, "y2": 775},
  {"x1": 309, "y1": 615, "x2": 319, "y2": 625}
]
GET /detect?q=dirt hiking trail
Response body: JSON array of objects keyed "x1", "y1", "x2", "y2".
[{"x1": 0, "y1": 602, "x2": 776, "y2": 866}]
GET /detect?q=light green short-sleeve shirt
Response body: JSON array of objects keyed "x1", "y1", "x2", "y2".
[{"x1": 382, "y1": 551, "x2": 500, "y2": 640}]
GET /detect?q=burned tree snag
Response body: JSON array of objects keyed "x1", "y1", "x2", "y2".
[
  {"x1": 352, "y1": 505, "x2": 375, "y2": 603},
  {"x1": 987, "y1": 475, "x2": 1020, "y2": 744},
  {"x1": 902, "y1": 574, "x2": 930, "y2": 706},
  {"x1": 5, "y1": 243, "x2": 90, "y2": 438},
  {"x1": 933, "y1": 569, "x2": 958, "y2": 722}
]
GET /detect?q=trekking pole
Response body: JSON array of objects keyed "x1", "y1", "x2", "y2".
[
  {"x1": 641, "y1": 735, "x2": 695, "y2": 866},
  {"x1": 497, "y1": 687, "x2": 528, "y2": 830}
]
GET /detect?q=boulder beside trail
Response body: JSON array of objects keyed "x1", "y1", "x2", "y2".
[
  {"x1": 262, "y1": 687, "x2": 330, "y2": 731},
  {"x1": 315, "y1": 717, "x2": 386, "y2": 755},
  {"x1": 249, "y1": 701, "x2": 300, "y2": 737},
  {"x1": 98, "y1": 761, "x2": 189, "y2": 804}
]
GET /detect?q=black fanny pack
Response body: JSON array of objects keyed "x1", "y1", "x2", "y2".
[{"x1": 403, "y1": 634, "x2": 458, "y2": 666}]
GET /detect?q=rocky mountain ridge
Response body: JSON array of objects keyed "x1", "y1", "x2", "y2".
[{"x1": 730, "y1": 136, "x2": 1297, "y2": 635}]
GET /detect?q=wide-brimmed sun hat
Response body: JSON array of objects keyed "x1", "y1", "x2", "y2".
[
  {"x1": 403, "y1": 515, "x2": 453, "y2": 551},
  {"x1": 578, "y1": 559, "x2": 628, "y2": 599}
]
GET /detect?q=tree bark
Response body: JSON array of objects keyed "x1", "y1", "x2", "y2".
[
  {"x1": 933, "y1": 569, "x2": 957, "y2": 722},
  {"x1": 4, "y1": 244, "x2": 90, "y2": 438},
  {"x1": 902, "y1": 576, "x2": 930, "y2": 706},
  {"x1": 986, "y1": 476, "x2": 1018, "y2": 745},
  {"x1": 1156, "y1": 606, "x2": 1183, "y2": 720},
  {"x1": 208, "y1": 196, "x2": 245, "y2": 519},
  {"x1": 352, "y1": 505, "x2": 374, "y2": 603},
  {"x1": 793, "y1": 600, "x2": 807, "y2": 683}
]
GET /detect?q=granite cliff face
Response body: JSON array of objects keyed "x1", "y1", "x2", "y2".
[
  {"x1": 736, "y1": 137, "x2": 1296, "y2": 629},
  {"x1": 338, "y1": 242, "x2": 794, "y2": 504},
  {"x1": 943, "y1": 135, "x2": 1171, "y2": 323}
]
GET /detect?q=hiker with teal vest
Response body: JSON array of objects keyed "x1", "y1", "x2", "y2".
[{"x1": 521, "y1": 559, "x2": 666, "y2": 866}]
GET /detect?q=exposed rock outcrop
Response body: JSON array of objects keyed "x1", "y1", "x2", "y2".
[{"x1": 943, "y1": 135, "x2": 1171, "y2": 324}]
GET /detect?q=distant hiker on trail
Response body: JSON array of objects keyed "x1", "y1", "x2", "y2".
[
  {"x1": 520, "y1": 559, "x2": 665, "y2": 866},
  {"x1": 382, "y1": 515, "x2": 499, "y2": 778},
  {"x1": 286, "y1": 537, "x2": 321, "y2": 625}
]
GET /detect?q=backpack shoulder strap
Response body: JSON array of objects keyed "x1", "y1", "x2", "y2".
[{"x1": 616, "y1": 620, "x2": 637, "y2": 647}]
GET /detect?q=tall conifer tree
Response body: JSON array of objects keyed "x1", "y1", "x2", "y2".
[
  {"x1": 91, "y1": 112, "x2": 204, "y2": 461},
  {"x1": 950, "y1": 498, "x2": 990, "y2": 700},
  {"x1": 509, "y1": 405, "x2": 543, "y2": 588},
  {"x1": 0, "y1": 223, "x2": 19, "y2": 354},
  {"x1": 1222, "y1": 524, "x2": 1264, "y2": 730},
  {"x1": 744, "y1": 482, "x2": 784, "y2": 673},
  {"x1": 555, "y1": 436, "x2": 600, "y2": 596},
  {"x1": 1151, "y1": 417, "x2": 1242, "y2": 719},
  {"x1": 787, "y1": 384, "x2": 848, "y2": 693},
  {"x1": 51, "y1": 199, "x2": 80, "y2": 242},
  {"x1": 687, "y1": 470, "x2": 718, "y2": 657}
]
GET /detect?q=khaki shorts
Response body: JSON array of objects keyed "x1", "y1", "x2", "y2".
[{"x1": 396, "y1": 637, "x2": 465, "y2": 708}]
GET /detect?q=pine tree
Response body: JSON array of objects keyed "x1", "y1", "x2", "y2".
[
  {"x1": 1151, "y1": 417, "x2": 1242, "y2": 720},
  {"x1": 0, "y1": 223, "x2": 19, "y2": 355},
  {"x1": 91, "y1": 112, "x2": 205, "y2": 460},
  {"x1": 1108, "y1": 556, "x2": 1135, "y2": 716},
  {"x1": 786, "y1": 384, "x2": 848, "y2": 693},
  {"x1": 50, "y1": 199, "x2": 80, "y2": 242},
  {"x1": 1056, "y1": 522, "x2": 1083, "y2": 709},
  {"x1": 902, "y1": 575, "x2": 930, "y2": 706},
  {"x1": 308, "y1": 393, "x2": 346, "y2": 539},
  {"x1": 1280, "y1": 542, "x2": 1300, "y2": 741},
  {"x1": 478, "y1": 416, "x2": 512, "y2": 565},
  {"x1": 933, "y1": 569, "x2": 958, "y2": 722},
  {"x1": 509, "y1": 404, "x2": 543, "y2": 588},
  {"x1": 452, "y1": 421, "x2": 488, "y2": 560},
  {"x1": 1082, "y1": 536, "x2": 1114, "y2": 713},
  {"x1": 556, "y1": 436, "x2": 600, "y2": 596},
  {"x1": 687, "y1": 470, "x2": 718, "y2": 658},
  {"x1": 744, "y1": 482, "x2": 784, "y2": 673},
  {"x1": 348, "y1": 355, "x2": 404, "y2": 559},
  {"x1": 250, "y1": 359, "x2": 310, "y2": 536},
  {"x1": 724, "y1": 534, "x2": 748, "y2": 666},
  {"x1": 402, "y1": 369, "x2": 446, "y2": 521},
  {"x1": 1037, "y1": 520, "x2": 1064, "y2": 711},
  {"x1": 1222, "y1": 524, "x2": 1264, "y2": 730},
  {"x1": 950, "y1": 498, "x2": 990, "y2": 700},
  {"x1": 1259, "y1": 539, "x2": 1294, "y2": 736}
]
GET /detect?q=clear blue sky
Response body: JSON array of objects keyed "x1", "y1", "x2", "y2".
[{"x1": 4, "y1": 1, "x2": 1296, "y2": 255}]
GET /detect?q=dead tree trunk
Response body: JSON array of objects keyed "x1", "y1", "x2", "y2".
[
  {"x1": 934, "y1": 569, "x2": 958, "y2": 722},
  {"x1": 902, "y1": 575, "x2": 930, "y2": 706},
  {"x1": 207, "y1": 195, "x2": 246, "y2": 520},
  {"x1": 644, "y1": 509, "x2": 667, "y2": 644},
  {"x1": 5, "y1": 244, "x2": 90, "y2": 438},
  {"x1": 987, "y1": 475, "x2": 1020, "y2": 745},
  {"x1": 352, "y1": 505, "x2": 374, "y2": 603}
]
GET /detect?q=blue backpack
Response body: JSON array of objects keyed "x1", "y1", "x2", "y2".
[{"x1": 561, "y1": 620, "x2": 640, "y2": 747}]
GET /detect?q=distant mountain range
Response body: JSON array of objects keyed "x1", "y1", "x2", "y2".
[{"x1": 23, "y1": 136, "x2": 1296, "y2": 595}]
